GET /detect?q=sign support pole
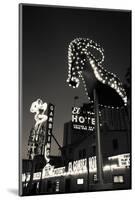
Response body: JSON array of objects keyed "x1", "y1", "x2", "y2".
[
  {"x1": 93, "y1": 89, "x2": 103, "y2": 185},
  {"x1": 87, "y1": 157, "x2": 90, "y2": 191}
]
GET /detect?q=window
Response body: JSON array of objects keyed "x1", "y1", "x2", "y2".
[
  {"x1": 56, "y1": 180, "x2": 60, "y2": 192},
  {"x1": 47, "y1": 181, "x2": 52, "y2": 192},
  {"x1": 113, "y1": 175, "x2": 124, "y2": 183},
  {"x1": 112, "y1": 139, "x2": 118, "y2": 150},
  {"x1": 82, "y1": 149, "x2": 86, "y2": 158},
  {"x1": 92, "y1": 145, "x2": 96, "y2": 155},
  {"x1": 69, "y1": 148, "x2": 72, "y2": 154},
  {"x1": 79, "y1": 150, "x2": 82, "y2": 159},
  {"x1": 93, "y1": 134, "x2": 96, "y2": 139},
  {"x1": 79, "y1": 149, "x2": 86, "y2": 159},
  {"x1": 36, "y1": 182, "x2": 39, "y2": 189},
  {"x1": 77, "y1": 178, "x2": 84, "y2": 184},
  {"x1": 93, "y1": 174, "x2": 98, "y2": 182}
]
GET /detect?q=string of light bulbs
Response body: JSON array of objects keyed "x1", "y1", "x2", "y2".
[{"x1": 67, "y1": 38, "x2": 127, "y2": 106}]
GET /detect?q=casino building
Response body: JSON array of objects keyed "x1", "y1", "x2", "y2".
[
  {"x1": 62, "y1": 103, "x2": 130, "y2": 163},
  {"x1": 22, "y1": 102, "x2": 131, "y2": 195}
]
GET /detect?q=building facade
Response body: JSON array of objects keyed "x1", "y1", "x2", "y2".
[{"x1": 22, "y1": 103, "x2": 131, "y2": 195}]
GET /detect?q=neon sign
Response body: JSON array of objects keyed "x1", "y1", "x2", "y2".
[
  {"x1": 33, "y1": 172, "x2": 41, "y2": 180},
  {"x1": 29, "y1": 99, "x2": 48, "y2": 160},
  {"x1": 22, "y1": 173, "x2": 30, "y2": 182},
  {"x1": 108, "y1": 153, "x2": 130, "y2": 168},
  {"x1": 89, "y1": 156, "x2": 97, "y2": 172},
  {"x1": 42, "y1": 165, "x2": 66, "y2": 178},
  {"x1": 30, "y1": 99, "x2": 48, "y2": 129},
  {"x1": 67, "y1": 38, "x2": 127, "y2": 106},
  {"x1": 44, "y1": 103, "x2": 55, "y2": 164},
  {"x1": 118, "y1": 154, "x2": 130, "y2": 167},
  {"x1": 72, "y1": 107, "x2": 96, "y2": 131},
  {"x1": 67, "y1": 158, "x2": 87, "y2": 175},
  {"x1": 22, "y1": 153, "x2": 130, "y2": 182},
  {"x1": 29, "y1": 100, "x2": 55, "y2": 164}
]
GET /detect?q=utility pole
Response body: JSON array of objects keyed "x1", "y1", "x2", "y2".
[{"x1": 93, "y1": 89, "x2": 103, "y2": 185}]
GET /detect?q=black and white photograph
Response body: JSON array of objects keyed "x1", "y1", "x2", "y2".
[{"x1": 19, "y1": 4, "x2": 131, "y2": 196}]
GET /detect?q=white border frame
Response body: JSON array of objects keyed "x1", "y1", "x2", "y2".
[{"x1": 0, "y1": 0, "x2": 134, "y2": 199}]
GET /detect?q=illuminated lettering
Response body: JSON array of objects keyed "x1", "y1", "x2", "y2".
[
  {"x1": 72, "y1": 107, "x2": 96, "y2": 132},
  {"x1": 48, "y1": 117, "x2": 53, "y2": 122},
  {"x1": 33, "y1": 172, "x2": 41, "y2": 180},
  {"x1": 79, "y1": 116, "x2": 85, "y2": 123},
  {"x1": 89, "y1": 156, "x2": 97, "y2": 172},
  {"x1": 50, "y1": 112, "x2": 53, "y2": 116},
  {"x1": 72, "y1": 107, "x2": 80, "y2": 114},
  {"x1": 54, "y1": 167, "x2": 66, "y2": 176},
  {"x1": 68, "y1": 162, "x2": 73, "y2": 174},
  {"x1": 91, "y1": 118, "x2": 95, "y2": 125},
  {"x1": 48, "y1": 123, "x2": 52, "y2": 129},
  {"x1": 118, "y1": 154, "x2": 130, "y2": 167},
  {"x1": 72, "y1": 115, "x2": 78, "y2": 123},
  {"x1": 108, "y1": 153, "x2": 130, "y2": 168},
  {"x1": 48, "y1": 130, "x2": 51, "y2": 135},
  {"x1": 22, "y1": 174, "x2": 30, "y2": 182},
  {"x1": 72, "y1": 159, "x2": 87, "y2": 173},
  {"x1": 47, "y1": 136, "x2": 51, "y2": 142},
  {"x1": 22, "y1": 153, "x2": 130, "y2": 181},
  {"x1": 50, "y1": 105, "x2": 54, "y2": 111},
  {"x1": 87, "y1": 117, "x2": 91, "y2": 123},
  {"x1": 44, "y1": 145, "x2": 50, "y2": 163},
  {"x1": 46, "y1": 143, "x2": 51, "y2": 149},
  {"x1": 73, "y1": 160, "x2": 78, "y2": 172}
]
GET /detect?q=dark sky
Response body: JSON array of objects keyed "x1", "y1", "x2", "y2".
[{"x1": 21, "y1": 4, "x2": 131, "y2": 159}]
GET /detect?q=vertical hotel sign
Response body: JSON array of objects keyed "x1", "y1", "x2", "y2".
[{"x1": 44, "y1": 103, "x2": 55, "y2": 164}]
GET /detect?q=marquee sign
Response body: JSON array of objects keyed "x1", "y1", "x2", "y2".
[
  {"x1": 68, "y1": 158, "x2": 87, "y2": 174},
  {"x1": 41, "y1": 157, "x2": 97, "y2": 178},
  {"x1": 108, "y1": 153, "x2": 130, "y2": 168},
  {"x1": 72, "y1": 106, "x2": 96, "y2": 132},
  {"x1": 22, "y1": 153, "x2": 130, "y2": 182},
  {"x1": 118, "y1": 154, "x2": 130, "y2": 167}
]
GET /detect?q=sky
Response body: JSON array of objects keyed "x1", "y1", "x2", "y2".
[{"x1": 20, "y1": 4, "x2": 131, "y2": 158}]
